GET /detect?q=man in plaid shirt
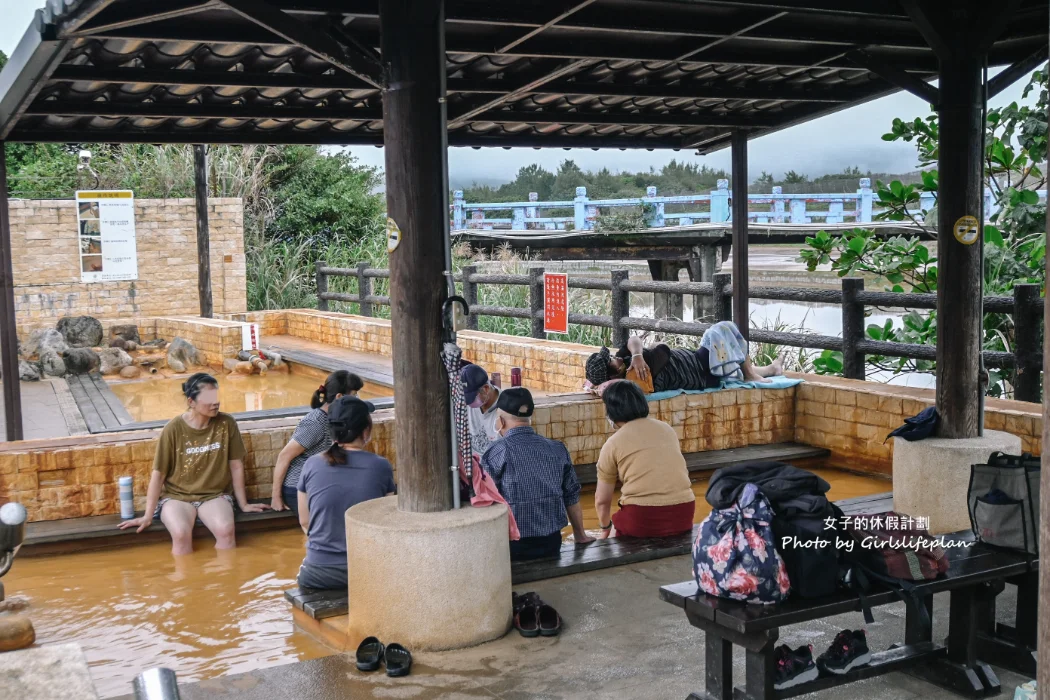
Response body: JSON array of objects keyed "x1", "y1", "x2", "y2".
[{"x1": 482, "y1": 388, "x2": 594, "y2": 561}]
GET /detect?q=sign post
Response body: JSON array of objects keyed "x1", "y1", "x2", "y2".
[
  {"x1": 75, "y1": 191, "x2": 137, "y2": 282},
  {"x1": 543, "y1": 272, "x2": 568, "y2": 335}
]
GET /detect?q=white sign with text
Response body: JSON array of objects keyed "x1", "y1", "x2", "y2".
[{"x1": 76, "y1": 190, "x2": 138, "y2": 282}]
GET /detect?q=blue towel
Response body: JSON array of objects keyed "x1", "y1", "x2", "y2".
[{"x1": 646, "y1": 375, "x2": 803, "y2": 402}]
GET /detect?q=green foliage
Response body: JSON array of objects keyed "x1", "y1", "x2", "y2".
[
  {"x1": 800, "y1": 65, "x2": 1049, "y2": 396},
  {"x1": 594, "y1": 203, "x2": 657, "y2": 233},
  {"x1": 783, "y1": 170, "x2": 809, "y2": 184}
]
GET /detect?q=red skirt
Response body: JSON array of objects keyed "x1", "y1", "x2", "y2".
[{"x1": 612, "y1": 500, "x2": 695, "y2": 538}]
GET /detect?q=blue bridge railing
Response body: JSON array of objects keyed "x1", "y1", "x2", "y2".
[{"x1": 451, "y1": 178, "x2": 1047, "y2": 231}]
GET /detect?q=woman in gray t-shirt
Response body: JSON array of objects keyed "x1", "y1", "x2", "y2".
[
  {"x1": 296, "y1": 396, "x2": 396, "y2": 590},
  {"x1": 271, "y1": 370, "x2": 363, "y2": 513}
]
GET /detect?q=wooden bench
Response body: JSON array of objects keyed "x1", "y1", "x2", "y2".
[
  {"x1": 660, "y1": 533, "x2": 1038, "y2": 699},
  {"x1": 286, "y1": 491, "x2": 894, "y2": 622},
  {"x1": 20, "y1": 500, "x2": 297, "y2": 556}
]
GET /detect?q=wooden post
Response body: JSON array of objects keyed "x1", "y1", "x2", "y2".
[
  {"x1": 316, "y1": 260, "x2": 329, "y2": 312},
  {"x1": 529, "y1": 267, "x2": 545, "y2": 339},
  {"x1": 0, "y1": 142, "x2": 23, "y2": 442},
  {"x1": 1012, "y1": 284, "x2": 1040, "y2": 403},
  {"x1": 357, "y1": 262, "x2": 373, "y2": 317},
  {"x1": 841, "y1": 278, "x2": 865, "y2": 381},
  {"x1": 731, "y1": 131, "x2": 749, "y2": 339},
  {"x1": 610, "y1": 269, "x2": 629, "y2": 348},
  {"x1": 712, "y1": 272, "x2": 732, "y2": 323},
  {"x1": 379, "y1": 0, "x2": 452, "y2": 513},
  {"x1": 193, "y1": 144, "x2": 213, "y2": 319},
  {"x1": 461, "y1": 264, "x2": 479, "y2": 330},
  {"x1": 648, "y1": 260, "x2": 684, "y2": 321},
  {"x1": 933, "y1": 25, "x2": 985, "y2": 438}
]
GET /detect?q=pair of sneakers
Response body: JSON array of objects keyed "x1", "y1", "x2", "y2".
[{"x1": 773, "y1": 629, "x2": 871, "y2": 690}]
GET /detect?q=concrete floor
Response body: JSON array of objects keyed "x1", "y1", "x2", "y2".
[
  {"x1": 0, "y1": 379, "x2": 82, "y2": 441},
  {"x1": 142, "y1": 554, "x2": 1032, "y2": 700}
]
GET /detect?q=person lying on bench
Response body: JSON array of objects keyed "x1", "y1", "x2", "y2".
[
  {"x1": 296, "y1": 396, "x2": 395, "y2": 590},
  {"x1": 481, "y1": 388, "x2": 593, "y2": 561},
  {"x1": 585, "y1": 320, "x2": 783, "y2": 394},
  {"x1": 595, "y1": 381, "x2": 696, "y2": 539},
  {"x1": 119, "y1": 373, "x2": 269, "y2": 555}
]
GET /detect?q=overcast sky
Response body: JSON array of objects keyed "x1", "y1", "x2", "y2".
[{"x1": 2, "y1": 0, "x2": 1036, "y2": 186}]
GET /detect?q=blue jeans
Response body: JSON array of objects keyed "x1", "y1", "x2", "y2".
[{"x1": 282, "y1": 486, "x2": 299, "y2": 514}]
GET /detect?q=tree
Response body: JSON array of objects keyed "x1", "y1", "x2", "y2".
[
  {"x1": 801, "y1": 66, "x2": 1048, "y2": 397},
  {"x1": 783, "y1": 170, "x2": 809, "y2": 184},
  {"x1": 755, "y1": 171, "x2": 775, "y2": 187}
]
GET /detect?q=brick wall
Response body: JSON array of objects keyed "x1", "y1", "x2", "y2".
[
  {"x1": 794, "y1": 375, "x2": 1042, "y2": 475},
  {"x1": 13, "y1": 198, "x2": 246, "y2": 339}
]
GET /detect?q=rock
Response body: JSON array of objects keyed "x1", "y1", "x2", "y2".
[
  {"x1": 0, "y1": 615, "x2": 35, "y2": 652},
  {"x1": 40, "y1": 351, "x2": 66, "y2": 378},
  {"x1": 233, "y1": 361, "x2": 255, "y2": 375},
  {"x1": 109, "y1": 324, "x2": 141, "y2": 345},
  {"x1": 119, "y1": 365, "x2": 142, "y2": 379},
  {"x1": 223, "y1": 358, "x2": 242, "y2": 373},
  {"x1": 143, "y1": 338, "x2": 168, "y2": 349},
  {"x1": 18, "y1": 360, "x2": 41, "y2": 382},
  {"x1": 26, "y1": 329, "x2": 68, "y2": 360},
  {"x1": 0, "y1": 596, "x2": 30, "y2": 614},
  {"x1": 98, "y1": 348, "x2": 133, "y2": 375},
  {"x1": 62, "y1": 348, "x2": 100, "y2": 375},
  {"x1": 167, "y1": 337, "x2": 203, "y2": 373},
  {"x1": 135, "y1": 353, "x2": 166, "y2": 368},
  {"x1": 108, "y1": 338, "x2": 129, "y2": 350},
  {"x1": 124, "y1": 341, "x2": 139, "y2": 352},
  {"x1": 56, "y1": 316, "x2": 104, "y2": 348}
]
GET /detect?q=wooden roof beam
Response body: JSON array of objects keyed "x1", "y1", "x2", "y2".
[
  {"x1": 847, "y1": 49, "x2": 939, "y2": 106},
  {"x1": 72, "y1": 0, "x2": 223, "y2": 35}
]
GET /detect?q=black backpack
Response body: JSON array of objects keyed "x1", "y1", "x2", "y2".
[{"x1": 771, "y1": 501, "x2": 844, "y2": 599}]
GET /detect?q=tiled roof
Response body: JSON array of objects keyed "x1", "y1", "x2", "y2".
[{"x1": 0, "y1": 0, "x2": 1046, "y2": 151}]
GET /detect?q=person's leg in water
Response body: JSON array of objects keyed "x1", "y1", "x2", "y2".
[
  {"x1": 159, "y1": 499, "x2": 198, "y2": 556},
  {"x1": 197, "y1": 496, "x2": 237, "y2": 550}
]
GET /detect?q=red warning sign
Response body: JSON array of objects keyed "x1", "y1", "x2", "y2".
[{"x1": 543, "y1": 273, "x2": 569, "y2": 335}]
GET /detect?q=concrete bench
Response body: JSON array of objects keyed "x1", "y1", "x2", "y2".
[{"x1": 660, "y1": 533, "x2": 1038, "y2": 699}]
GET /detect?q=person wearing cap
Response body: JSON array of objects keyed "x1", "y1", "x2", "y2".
[
  {"x1": 296, "y1": 396, "x2": 396, "y2": 590},
  {"x1": 584, "y1": 320, "x2": 784, "y2": 395},
  {"x1": 481, "y1": 388, "x2": 594, "y2": 560},
  {"x1": 460, "y1": 364, "x2": 501, "y2": 459}
]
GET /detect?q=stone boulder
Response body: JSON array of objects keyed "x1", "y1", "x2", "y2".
[
  {"x1": 0, "y1": 615, "x2": 35, "y2": 652},
  {"x1": 143, "y1": 338, "x2": 168, "y2": 349},
  {"x1": 119, "y1": 365, "x2": 143, "y2": 379},
  {"x1": 109, "y1": 324, "x2": 141, "y2": 345},
  {"x1": 24, "y1": 329, "x2": 68, "y2": 359},
  {"x1": 18, "y1": 360, "x2": 41, "y2": 382},
  {"x1": 40, "y1": 351, "x2": 66, "y2": 377},
  {"x1": 167, "y1": 337, "x2": 204, "y2": 374},
  {"x1": 98, "y1": 348, "x2": 133, "y2": 375},
  {"x1": 56, "y1": 316, "x2": 104, "y2": 348},
  {"x1": 62, "y1": 348, "x2": 100, "y2": 375}
]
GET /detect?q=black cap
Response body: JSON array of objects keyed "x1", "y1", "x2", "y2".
[
  {"x1": 496, "y1": 387, "x2": 534, "y2": 418},
  {"x1": 328, "y1": 396, "x2": 375, "y2": 435}
]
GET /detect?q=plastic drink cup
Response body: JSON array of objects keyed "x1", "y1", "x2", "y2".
[{"x1": 119, "y1": 476, "x2": 135, "y2": 519}]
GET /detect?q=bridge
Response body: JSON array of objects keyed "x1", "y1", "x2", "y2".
[{"x1": 451, "y1": 179, "x2": 1047, "y2": 319}]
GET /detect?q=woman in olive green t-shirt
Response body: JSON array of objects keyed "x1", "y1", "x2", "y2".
[{"x1": 119, "y1": 373, "x2": 269, "y2": 554}]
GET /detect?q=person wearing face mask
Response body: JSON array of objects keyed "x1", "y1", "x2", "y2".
[
  {"x1": 593, "y1": 381, "x2": 695, "y2": 539},
  {"x1": 460, "y1": 364, "x2": 501, "y2": 459},
  {"x1": 296, "y1": 396, "x2": 396, "y2": 590},
  {"x1": 481, "y1": 388, "x2": 594, "y2": 561}
]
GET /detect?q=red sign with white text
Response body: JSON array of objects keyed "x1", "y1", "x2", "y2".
[{"x1": 544, "y1": 272, "x2": 569, "y2": 334}]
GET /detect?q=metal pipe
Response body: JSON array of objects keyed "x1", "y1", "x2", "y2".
[{"x1": 133, "y1": 668, "x2": 181, "y2": 700}]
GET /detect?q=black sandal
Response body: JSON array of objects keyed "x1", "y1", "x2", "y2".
[
  {"x1": 385, "y1": 643, "x2": 412, "y2": 677},
  {"x1": 355, "y1": 636, "x2": 385, "y2": 672},
  {"x1": 538, "y1": 604, "x2": 562, "y2": 637}
]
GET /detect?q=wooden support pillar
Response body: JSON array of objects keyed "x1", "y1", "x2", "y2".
[
  {"x1": 730, "y1": 131, "x2": 749, "y2": 338},
  {"x1": 647, "y1": 260, "x2": 684, "y2": 321},
  {"x1": 0, "y1": 142, "x2": 23, "y2": 442},
  {"x1": 379, "y1": 0, "x2": 453, "y2": 513},
  {"x1": 193, "y1": 145, "x2": 213, "y2": 319},
  {"x1": 929, "y1": 14, "x2": 986, "y2": 438},
  {"x1": 1040, "y1": 10, "x2": 1050, "y2": 687}
]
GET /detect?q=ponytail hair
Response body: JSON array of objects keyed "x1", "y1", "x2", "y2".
[
  {"x1": 311, "y1": 370, "x2": 365, "y2": 409},
  {"x1": 323, "y1": 412, "x2": 373, "y2": 465}
]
